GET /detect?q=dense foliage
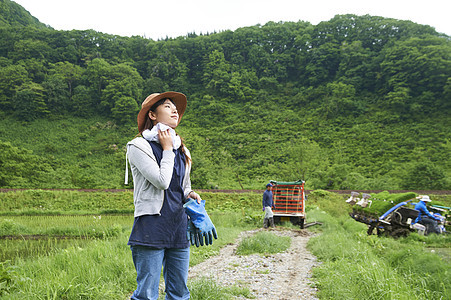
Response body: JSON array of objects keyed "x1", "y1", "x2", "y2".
[{"x1": 0, "y1": 0, "x2": 450, "y2": 189}]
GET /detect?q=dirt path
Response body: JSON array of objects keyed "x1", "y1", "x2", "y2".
[{"x1": 188, "y1": 227, "x2": 319, "y2": 299}]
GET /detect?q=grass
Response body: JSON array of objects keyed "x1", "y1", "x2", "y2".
[
  {"x1": 0, "y1": 211, "x2": 255, "y2": 299},
  {"x1": 236, "y1": 231, "x2": 291, "y2": 256},
  {"x1": 0, "y1": 215, "x2": 131, "y2": 236},
  {"x1": 0, "y1": 190, "x2": 261, "y2": 215},
  {"x1": 0, "y1": 238, "x2": 93, "y2": 263},
  {"x1": 1, "y1": 234, "x2": 136, "y2": 299},
  {"x1": 306, "y1": 208, "x2": 451, "y2": 299},
  {"x1": 188, "y1": 277, "x2": 254, "y2": 300},
  {"x1": 0, "y1": 215, "x2": 133, "y2": 262},
  {"x1": 1, "y1": 190, "x2": 450, "y2": 299}
]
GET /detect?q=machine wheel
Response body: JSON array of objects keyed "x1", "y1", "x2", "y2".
[
  {"x1": 392, "y1": 211, "x2": 403, "y2": 225},
  {"x1": 289, "y1": 217, "x2": 304, "y2": 229},
  {"x1": 299, "y1": 218, "x2": 305, "y2": 229}
]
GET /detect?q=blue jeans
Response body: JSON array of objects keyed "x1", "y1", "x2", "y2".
[
  {"x1": 420, "y1": 216, "x2": 440, "y2": 235},
  {"x1": 130, "y1": 245, "x2": 190, "y2": 300}
]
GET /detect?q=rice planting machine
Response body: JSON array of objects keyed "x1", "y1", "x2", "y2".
[{"x1": 347, "y1": 192, "x2": 449, "y2": 238}]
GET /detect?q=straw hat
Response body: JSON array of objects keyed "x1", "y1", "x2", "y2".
[{"x1": 137, "y1": 92, "x2": 187, "y2": 132}]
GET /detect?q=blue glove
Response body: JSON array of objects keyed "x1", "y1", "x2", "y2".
[
  {"x1": 187, "y1": 220, "x2": 202, "y2": 247},
  {"x1": 262, "y1": 207, "x2": 265, "y2": 212},
  {"x1": 183, "y1": 199, "x2": 218, "y2": 246}
]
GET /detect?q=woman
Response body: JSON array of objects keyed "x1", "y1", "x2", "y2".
[{"x1": 125, "y1": 92, "x2": 201, "y2": 300}]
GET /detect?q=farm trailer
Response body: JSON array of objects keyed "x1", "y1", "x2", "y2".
[{"x1": 270, "y1": 180, "x2": 306, "y2": 229}]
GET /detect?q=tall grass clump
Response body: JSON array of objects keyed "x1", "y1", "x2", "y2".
[{"x1": 236, "y1": 231, "x2": 291, "y2": 256}]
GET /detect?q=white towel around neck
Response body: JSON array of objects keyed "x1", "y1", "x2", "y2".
[{"x1": 142, "y1": 123, "x2": 181, "y2": 150}]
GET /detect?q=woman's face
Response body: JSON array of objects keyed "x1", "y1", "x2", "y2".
[{"x1": 149, "y1": 99, "x2": 179, "y2": 128}]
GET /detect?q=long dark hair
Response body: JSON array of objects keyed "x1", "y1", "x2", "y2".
[{"x1": 138, "y1": 98, "x2": 191, "y2": 165}]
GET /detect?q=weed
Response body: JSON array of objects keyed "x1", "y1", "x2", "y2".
[
  {"x1": 188, "y1": 276, "x2": 253, "y2": 299},
  {"x1": 307, "y1": 207, "x2": 451, "y2": 299},
  {"x1": 236, "y1": 231, "x2": 291, "y2": 256}
]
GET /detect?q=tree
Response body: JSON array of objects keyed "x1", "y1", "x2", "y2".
[
  {"x1": 100, "y1": 64, "x2": 143, "y2": 115},
  {"x1": 286, "y1": 138, "x2": 328, "y2": 183},
  {"x1": 42, "y1": 75, "x2": 70, "y2": 114},
  {"x1": 337, "y1": 41, "x2": 376, "y2": 92},
  {"x1": 13, "y1": 82, "x2": 48, "y2": 121},
  {"x1": 401, "y1": 160, "x2": 449, "y2": 190},
  {"x1": 51, "y1": 61, "x2": 83, "y2": 98},
  {"x1": 203, "y1": 50, "x2": 231, "y2": 95},
  {"x1": 9, "y1": 38, "x2": 53, "y2": 61},
  {"x1": 0, "y1": 64, "x2": 29, "y2": 110},
  {"x1": 304, "y1": 42, "x2": 341, "y2": 86},
  {"x1": 111, "y1": 96, "x2": 139, "y2": 124},
  {"x1": 85, "y1": 58, "x2": 111, "y2": 100},
  {"x1": 145, "y1": 42, "x2": 188, "y2": 91},
  {"x1": 384, "y1": 86, "x2": 411, "y2": 115},
  {"x1": 317, "y1": 81, "x2": 358, "y2": 118},
  {"x1": 380, "y1": 36, "x2": 451, "y2": 112},
  {"x1": 17, "y1": 58, "x2": 46, "y2": 83},
  {"x1": 71, "y1": 85, "x2": 95, "y2": 117}
]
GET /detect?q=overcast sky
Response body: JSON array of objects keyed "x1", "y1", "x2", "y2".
[{"x1": 12, "y1": 0, "x2": 451, "y2": 40}]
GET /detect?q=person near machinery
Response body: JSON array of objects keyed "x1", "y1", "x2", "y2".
[
  {"x1": 262, "y1": 183, "x2": 276, "y2": 228},
  {"x1": 413, "y1": 195, "x2": 441, "y2": 234}
]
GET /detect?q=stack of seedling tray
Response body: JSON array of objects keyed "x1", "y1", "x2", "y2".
[{"x1": 352, "y1": 191, "x2": 417, "y2": 219}]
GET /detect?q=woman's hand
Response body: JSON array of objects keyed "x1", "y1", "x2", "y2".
[
  {"x1": 188, "y1": 191, "x2": 202, "y2": 204},
  {"x1": 158, "y1": 129, "x2": 173, "y2": 151}
]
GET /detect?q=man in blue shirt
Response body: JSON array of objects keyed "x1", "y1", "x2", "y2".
[
  {"x1": 414, "y1": 195, "x2": 441, "y2": 235},
  {"x1": 262, "y1": 183, "x2": 275, "y2": 228}
]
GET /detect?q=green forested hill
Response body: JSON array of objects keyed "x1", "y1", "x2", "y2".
[
  {"x1": 0, "y1": 0, "x2": 48, "y2": 28},
  {"x1": 0, "y1": 4, "x2": 449, "y2": 190}
]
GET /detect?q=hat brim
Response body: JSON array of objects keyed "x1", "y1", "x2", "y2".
[{"x1": 137, "y1": 92, "x2": 187, "y2": 132}]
